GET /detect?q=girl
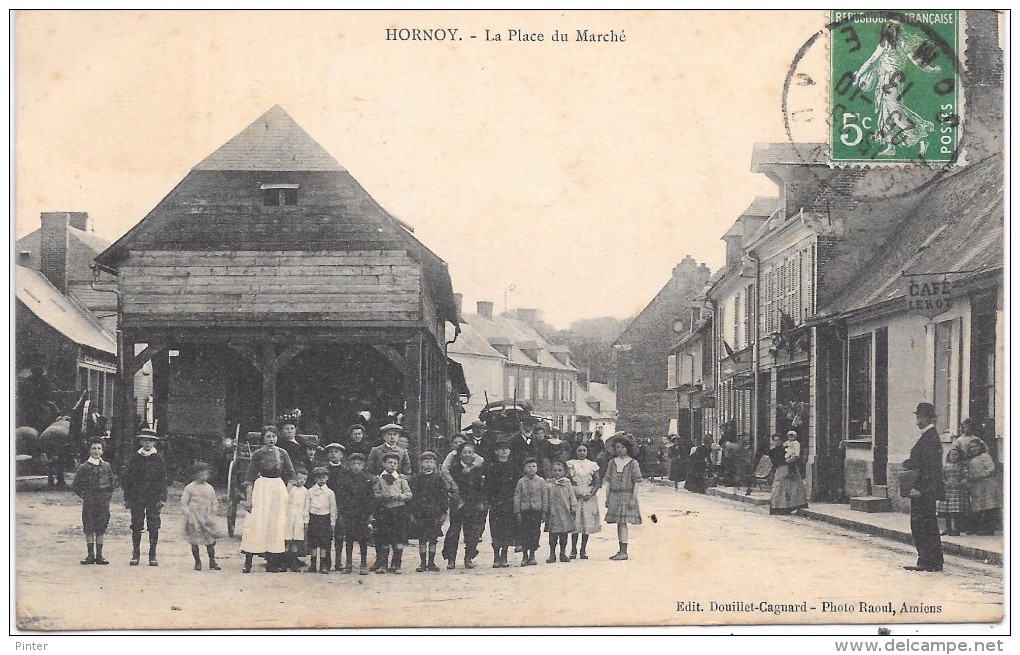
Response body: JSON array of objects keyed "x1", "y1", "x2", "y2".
[
  {"x1": 566, "y1": 443, "x2": 601, "y2": 559},
  {"x1": 544, "y1": 461, "x2": 577, "y2": 563},
  {"x1": 483, "y1": 439, "x2": 519, "y2": 568},
  {"x1": 241, "y1": 425, "x2": 295, "y2": 573},
  {"x1": 937, "y1": 448, "x2": 969, "y2": 536},
  {"x1": 604, "y1": 434, "x2": 642, "y2": 561},
  {"x1": 408, "y1": 451, "x2": 451, "y2": 572},
  {"x1": 964, "y1": 438, "x2": 1002, "y2": 535},
  {"x1": 181, "y1": 462, "x2": 221, "y2": 571},
  {"x1": 443, "y1": 443, "x2": 487, "y2": 570},
  {"x1": 542, "y1": 429, "x2": 570, "y2": 479},
  {"x1": 284, "y1": 468, "x2": 310, "y2": 571}
]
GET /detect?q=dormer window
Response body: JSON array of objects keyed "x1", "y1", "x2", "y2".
[{"x1": 261, "y1": 183, "x2": 299, "y2": 206}]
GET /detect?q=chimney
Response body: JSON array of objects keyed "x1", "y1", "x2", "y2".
[
  {"x1": 40, "y1": 212, "x2": 70, "y2": 292},
  {"x1": 517, "y1": 308, "x2": 540, "y2": 324},
  {"x1": 66, "y1": 212, "x2": 91, "y2": 233},
  {"x1": 454, "y1": 293, "x2": 464, "y2": 318},
  {"x1": 476, "y1": 301, "x2": 494, "y2": 319}
]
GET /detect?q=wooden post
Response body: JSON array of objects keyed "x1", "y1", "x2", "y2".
[
  {"x1": 115, "y1": 337, "x2": 136, "y2": 464},
  {"x1": 404, "y1": 335, "x2": 423, "y2": 460},
  {"x1": 261, "y1": 342, "x2": 277, "y2": 425}
]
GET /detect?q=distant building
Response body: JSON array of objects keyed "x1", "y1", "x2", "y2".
[
  {"x1": 14, "y1": 212, "x2": 132, "y2": 424},
  {"x1": 574, "y1": 378, "x2": 617, "y2": 439},
  {"x1": 453, "y1": 301, "x2": 578, "y2": 431},
  {"x1": 614, "y1": 256, "x2": 711, "y2": 439}
]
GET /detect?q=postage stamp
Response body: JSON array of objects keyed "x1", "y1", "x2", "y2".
[{"x1": 829, "y1": 10, "x2": 961, "y2": 165}]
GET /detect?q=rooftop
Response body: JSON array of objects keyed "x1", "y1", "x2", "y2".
[{"x1": 16, "y1": 266, "x2": 116, "y2": 355}]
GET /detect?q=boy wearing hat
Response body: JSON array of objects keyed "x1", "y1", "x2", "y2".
[
  {"x1": 306, "y1": 467, "x2": 339, "y2": 574},
  {"x1": 123, "y1": 428, "x2": 169, "y2": 566},
  {"x1": 322, "y1": 442, "x2": 346, "y2": 569},
  {"x1": 335, "y1": 452, "x2": 374, "y2": 574},
  {"x1": 372, "y1": 451, "x2": 413, "y2": 573},
  {"x1": 408, "y1": 451, "x2": 453, "y2": 572},
  {"x1": 72, "y1": 438, "x2": 115, "y2": 565},
  {"x1": 367, "y1": 423, "x2": 412, "y2": 476}
]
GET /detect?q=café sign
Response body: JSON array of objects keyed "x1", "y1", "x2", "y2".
[{"x1": 906, "y1": 276, "x2": 955, "y2": 317}]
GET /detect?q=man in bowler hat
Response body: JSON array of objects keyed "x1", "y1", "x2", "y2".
[{"x1": 902, "y1": 402, "x2": 945, "y2": 572}]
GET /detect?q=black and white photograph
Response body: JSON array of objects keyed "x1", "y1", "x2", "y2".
[{"x1": 10, "y1": 9, "x2": 1007, "y2": 639}]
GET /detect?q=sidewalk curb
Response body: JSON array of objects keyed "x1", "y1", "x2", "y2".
[
  {"x1": 657, "y1": 480, "x2": 1003, "y2": 566},
  {"x1": 797, "y1": 508, "x2": 1003, "y2": 566}
]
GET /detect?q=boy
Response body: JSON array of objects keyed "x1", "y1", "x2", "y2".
[
  {"x1": 306, "y1": 467, "x2": 338, "y2": 574},
  {"x1": 408, "y1": 451, "x2": 453, "y2": 572},
  {"x1": 514, "y1": 457, "x2": 548, "y2": 566},
  {"x1": 122, "y1": 427, "x2": 169, "y2": 566},
  {"x1": 72, "y1": 438, "x2": 115, "y2": 565},
  {"x1": 367, "y1": 423, "x2": 412, "y2": 476},
  {"x1": 302, "y1": 436, "x2": 327, "y2": 486},
  {"x1": 322, "y1": 442, "x2": 346, "y2": 568},
  {"x1": 372, "y1": 451, "x2": 413, "y2": 573},
  {"x1": 335, "y1": 452, "x2": 375, "y2": 574}
]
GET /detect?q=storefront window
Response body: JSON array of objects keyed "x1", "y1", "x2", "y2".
[
  {"x1": 968, "y1": 292, "x2": 997, "y2": 439},
  {"x1": 933, "y1": 319, "x2": 955, "y2": 430},
  {"x1": 847, "y1": 334, "x2": 873, "y2": 438}
]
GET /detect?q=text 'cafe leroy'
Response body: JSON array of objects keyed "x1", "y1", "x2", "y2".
[{"x1": 907, "y1": 277, "x2": 955, "y2": 314}]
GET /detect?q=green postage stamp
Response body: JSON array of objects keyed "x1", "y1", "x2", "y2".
[{"x1": 829, "y1": 10, "x2": 961, "y2": 164}]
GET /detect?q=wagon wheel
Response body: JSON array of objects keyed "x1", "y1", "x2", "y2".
[{"x1": 226, "y1": 458, "x2": 238, "y2": 537}]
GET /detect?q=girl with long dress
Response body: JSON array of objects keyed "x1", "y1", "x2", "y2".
[
  {"x1": 770, "y1": 432, "x2": 808, "y2": 515},
  {"x1": 544, "y1": 460, "x2": 577, "y2": 563},
  {"x1": 241, "y1": 425, "x2": 295, "y2": 573},
  {"x1": 604, "y1": 435, "x2": 642, "y2": 561},
  {"x1": 566, "y1": 443, "x2": 601, "y2": 559},
  {"x1": 181, "y1": 462, "x2": 221, "y2": 571}
]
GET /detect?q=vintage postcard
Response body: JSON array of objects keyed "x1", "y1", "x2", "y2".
[{"x1": 11, "y1": 10, "x2": 1005, "y2": 634}]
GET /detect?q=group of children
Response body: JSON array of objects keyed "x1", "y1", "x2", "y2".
[{"x1": 71, "y1": 421, "x2": 644, "y2": 574}]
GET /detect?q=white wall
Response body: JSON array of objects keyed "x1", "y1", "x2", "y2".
[{"x1": 451, "y1": 353, "x2": 504, "y2": 427}]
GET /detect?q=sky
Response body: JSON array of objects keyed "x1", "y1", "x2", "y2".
[{"x1": 14, "y1": 10, "x2": 828, "y2": 329}]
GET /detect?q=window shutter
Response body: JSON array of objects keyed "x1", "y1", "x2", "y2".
[{"x1": 667, "y1": 354, "x2": 677, "y2": 389}]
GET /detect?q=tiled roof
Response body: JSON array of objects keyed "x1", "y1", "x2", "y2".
[
  {"x1": 446, "y1": 321, "x2": 504, "y2": 359},
  {"x1": 751, "y1": 142, "x2": 828, "y2": 170},
  {"x1": 16, "y1": 266, "x2": 116, "y2": 355},
  {"x1": 576, "y1": 382, "x2": 617, "y2": 419},
  {"x1": 193, "y1": 105, "x2": 346, "y2": 172},
  {"x1": 822, "y1": 157, "x2": 1003, "y2": 315},
  {"x1": 741, "y1": 196, "x2": 780, "y2": 218},
  {"x1": 462, "y1": 313, "x2": 576, "y2": 371}
]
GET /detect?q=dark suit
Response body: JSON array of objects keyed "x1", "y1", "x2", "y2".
[
  {"x1": 468, "y1": 434, "x2": 495, "y2": 464},
  {"x1": 904, "y1": 426, "x2": 945, "y2": 570},
  {"x1": 508, "y1": 433, "x2": 540, "y2": 476}
]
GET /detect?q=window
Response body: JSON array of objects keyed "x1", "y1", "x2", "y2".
[
  {"x1": 969, "y1": 293, "x2": 997, "y2": 438},
  {"x1": 523, "y1": 376, "x2": 532, "y2": 400},
  {"x1": 933, "y1": 319, "x2": 959, "y2": 430},
  {"x1": 733, "y1": 291, "x2": 742, "y2": 349},
  {"x1": 848, "y1": 334, "x2": 873, "y2": 439},
  {"x1": 667, "y1": 354, "x2": 678, "y2": 389},
  {"x1": 261, "y1": 183, "x2": 299, "y2": 206}
]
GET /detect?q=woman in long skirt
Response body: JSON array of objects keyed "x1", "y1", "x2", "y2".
[
  {"x1": 241, "y1": 426, "x2": 295, "y2": 573},
  {"x1": 566, "y1": 443, "x2": 601, "y2": 559},
  {"x1": 603, "y1": 435, "x2": 642, "y2": 561},
  {"x1": 769, "y1": 433, "x2": 808, "y2": 515}
]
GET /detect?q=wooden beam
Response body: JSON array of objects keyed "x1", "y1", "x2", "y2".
[
  {"x1": 226, "y1": 342, "x2": 262, "y2": 373},
  {"x1": 261, "y1": 342, "x2": 277, "y2": 425},
  {"x1": 403, "y1": 335, "x2": 423, "y2": 456},
  {"x1": 372, "y1": 345, "x2": 405, "y2": 372},
  {"x1": 273, "y1": 344, "x2": 307, "y2": 373},
  {"x1": 128, "y1": 343, "x2": 166, "y2": 377}
]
